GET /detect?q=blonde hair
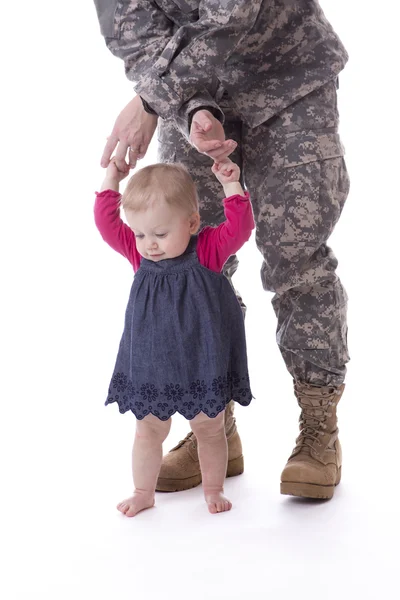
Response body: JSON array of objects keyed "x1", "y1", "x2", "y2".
[{"x1": 122, "y1": 163, "x2": 199, "y2": 215}]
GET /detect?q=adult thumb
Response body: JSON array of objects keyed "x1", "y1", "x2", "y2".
[{"x1": 193, "y1": 110, "x2": 213, "y2": 132}]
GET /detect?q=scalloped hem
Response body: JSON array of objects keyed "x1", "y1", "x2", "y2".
[
  {"x1": 105, "y1": 395, "x2": 252, "y2": 421},
  {"x1": 105, "y1": 370, "x2": 253, "y2": 421}
]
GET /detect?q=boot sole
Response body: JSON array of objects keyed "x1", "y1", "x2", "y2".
[
  {"x1": 156, "y1": 455, "x2": 244, "y2": 493},
  {"x1": 280, "y1": 467, "x2": 341, "y2": 500}
]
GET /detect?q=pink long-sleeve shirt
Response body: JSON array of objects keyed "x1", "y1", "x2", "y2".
[{"x1": 94, "y1": 190, "x2": 255, "y2": 272}]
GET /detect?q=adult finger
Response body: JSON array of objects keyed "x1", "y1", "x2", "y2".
[
  {"x1": 205, "y1": 141, "x2": 237, "y2": 161},
  {"x1": 191, "y1": 139, "x2": 222, "y2": 153},
  {"x1": 114, "y1": 140, "x2": 130, "y2": 171},
  {"x1": 128, "y1": 146, "x2": 142, "y2": 168},
  {"x1": 101, "y1": 135, "x2": 118, "y2": 168},
  {"x1": 192, "y1": 111, "x2": 213, "y2": 132}
]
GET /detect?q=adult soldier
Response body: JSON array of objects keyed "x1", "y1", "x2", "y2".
[{"x1": 93, "y1": 0, "x2": 350, "y2": 500}]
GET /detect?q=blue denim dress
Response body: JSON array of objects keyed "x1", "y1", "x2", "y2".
[{"x1": 105, "y1": 237, "x2": 252, "y2": 421}]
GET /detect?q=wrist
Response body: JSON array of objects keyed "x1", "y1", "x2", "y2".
[
  {"x1": 100, "y1": 177, "x2": 120, "y2": 193},
  {"x1": 140, "y1": 96, "x2": 158, "y2": 116},
  {"x1": 222, "y1": 181, "x2": 244, "y2": 197}
]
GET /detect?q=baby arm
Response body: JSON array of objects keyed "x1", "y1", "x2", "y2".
[
  {"x1": 197, "y1": 160, "x2": 255, "y2": 272},
  {"x1": 94, "y1": 160, "x2": 141, "y2": 269}
]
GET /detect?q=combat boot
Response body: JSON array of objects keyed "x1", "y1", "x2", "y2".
[
  {"x1": 156, "y1": 401, "x2": 244, "y2": 492},
  {"x1": 280, "y1": 381, "x2": 344, "y2": 499}
]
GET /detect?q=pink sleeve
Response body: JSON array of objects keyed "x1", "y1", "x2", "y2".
[
  {"x1": 94, "y1": 190, "x2": 141, "y2": 271},
  {"x1": 197, "y1": 192, "x2": 255, "y2": 272}
]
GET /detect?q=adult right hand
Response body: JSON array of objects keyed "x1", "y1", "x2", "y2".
[{"x1": 101, "y1": 95, "x2": 158, "y2": 171}]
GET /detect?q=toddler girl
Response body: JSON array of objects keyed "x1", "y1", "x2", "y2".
[{"x1": 94, "y1": 158, "x2": 254, "y2": 516}]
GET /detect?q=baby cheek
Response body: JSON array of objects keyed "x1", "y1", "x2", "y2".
[
  {"x1": 163, "y1": 240, "x2": 172, "y2": 253},
  {"x1": 137, "y1": 240, "x2": 146, "y2": 256},
  {"x1": 163, "y1": 239, "x2": 174, "y2": 255}
]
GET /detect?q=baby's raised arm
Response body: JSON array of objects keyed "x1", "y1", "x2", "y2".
[{"x1": 94, "y1": 160, "x2": 141, "y2": 270}]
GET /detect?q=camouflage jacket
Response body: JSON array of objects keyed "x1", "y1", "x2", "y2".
[{"x1": 94, "y1": 1, "x2": 348, "y2": 134}]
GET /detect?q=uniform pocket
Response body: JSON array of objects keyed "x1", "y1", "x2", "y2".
[
  {"x1": 285, "y1": 131, "x2": 344, "y2": 168},
  {"x1": 281, "y1": 131, "x2": 348, "y2": 249},
  {"x1": 258, "y1": 130, "x2": 349, "y2": 293}
]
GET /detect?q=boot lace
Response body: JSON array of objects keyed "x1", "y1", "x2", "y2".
[{"x1": 294, "y1": 388, "x2": 336, "y2": 453}]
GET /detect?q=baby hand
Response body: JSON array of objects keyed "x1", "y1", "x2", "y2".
[
  {"x1": 100, "y1": 156, "x2": 130, "y2": 192},
  {"x1": 106, "y1": 156, "x2": 130, "y2": 183},
  {"x1": 211, "y1": 159, "x2": 240, "y2": 185}
]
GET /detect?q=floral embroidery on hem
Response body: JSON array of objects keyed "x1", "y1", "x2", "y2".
[{"x1": 106, "y1": 370, "x2": 253, "y2": 421}]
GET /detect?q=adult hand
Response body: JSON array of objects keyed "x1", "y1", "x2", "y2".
[
  {"x1": 101, "y1": 96, "x2": 158, "y2": 170},
  {"x1": 190, "y1": 110, "x2": 237, "y2": 162}
]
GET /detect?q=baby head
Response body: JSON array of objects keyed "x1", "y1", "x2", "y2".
[{"x1": 122, "y1": 163, "x2": 200, "y2": 261}]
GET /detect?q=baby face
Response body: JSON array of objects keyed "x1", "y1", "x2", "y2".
[{"x1": 126, "y1": 201, "x2": 200, "y2": 261}]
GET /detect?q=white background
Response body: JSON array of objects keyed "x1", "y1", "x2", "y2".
[{"x1": 1, "y1": 2, "x2": 399, "y2": 599}]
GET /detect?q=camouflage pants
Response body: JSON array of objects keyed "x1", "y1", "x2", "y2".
[{"x1": 158, "y1": 80, "x2": 350, "y2": 386}]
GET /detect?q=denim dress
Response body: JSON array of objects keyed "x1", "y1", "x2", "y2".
[{"x1": 105, "y1": 237, "x2": 252, "y2": 421}]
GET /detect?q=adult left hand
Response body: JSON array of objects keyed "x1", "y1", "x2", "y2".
[{"x1": 190, "y1": 110, "x2": 237, "y2": 162}]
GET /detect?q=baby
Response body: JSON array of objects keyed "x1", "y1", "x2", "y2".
[{"x1": 94, "y1": 158, "x2": 254, "y2": 515}]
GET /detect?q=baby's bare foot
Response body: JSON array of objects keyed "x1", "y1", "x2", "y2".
[
  {"x1": 205, "y1": 492, "x2": 232, "y2": 514},
  {"x1": 117, "y1": 491, "x2": 155, "y2": 517}
]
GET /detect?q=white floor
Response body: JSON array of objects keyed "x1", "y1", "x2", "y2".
[
  {"x1": 2, "y1": 2, "x2": 399, "y2": 599},
  {"x1": 2, "y1": 350, "x2": 399, "y2": 599}
]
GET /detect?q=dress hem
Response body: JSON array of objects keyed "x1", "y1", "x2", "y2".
[{"x1": 105, "y1": 395, "x2": 253, "y2": 421}]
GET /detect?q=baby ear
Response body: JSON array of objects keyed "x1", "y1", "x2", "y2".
[{"x1": 189, "y1": 211, "x2": 201, "y2": 234}]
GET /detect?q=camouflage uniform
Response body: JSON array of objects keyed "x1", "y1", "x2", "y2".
[
  {"x1": 159, "y1": 81, "x2": 349, "y2": 386},
  {"x1": 94, "y1": 0, "x2": 350, "y2": 387}
]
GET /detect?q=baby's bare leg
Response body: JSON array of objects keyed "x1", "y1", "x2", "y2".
[
  {"x1": 190, "y1": 411, "x2": 232, "y2": 514},
  {"x1": 117, "y1": 414, "x2": 171, "y2": 517}
]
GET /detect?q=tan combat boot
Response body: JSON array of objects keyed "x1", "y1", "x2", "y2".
[
  {"x1": 280, "y1": 381, "x2": 345, "y2": 500},
  {"x1": 156, "y1": 401, "x2": 244, "y2": 492}
]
